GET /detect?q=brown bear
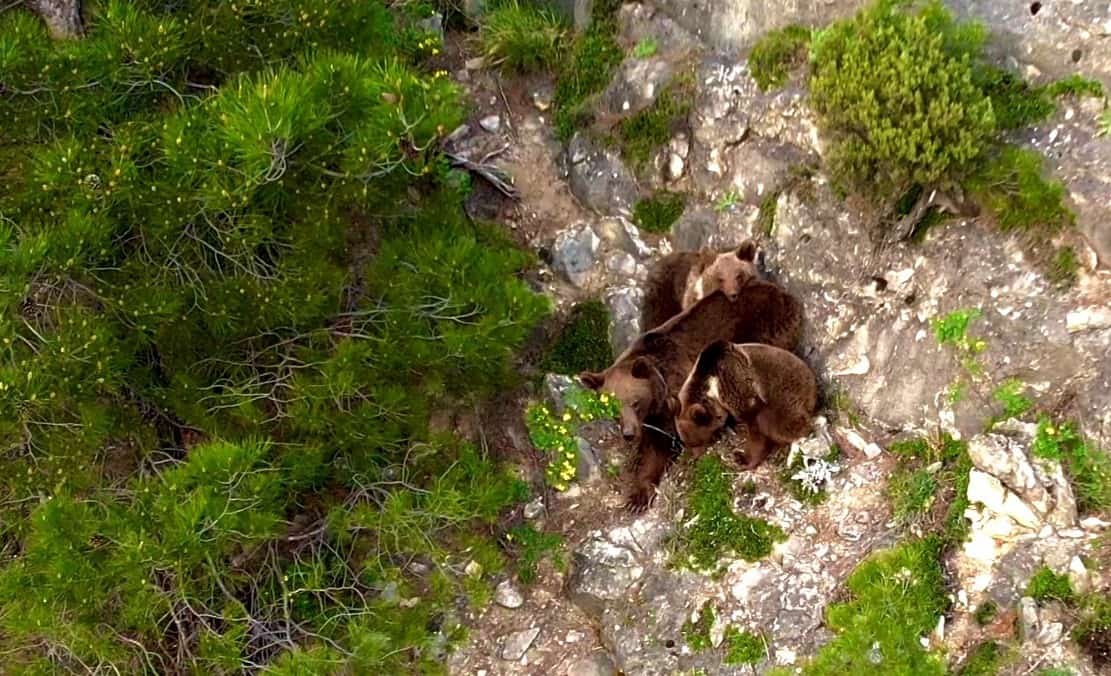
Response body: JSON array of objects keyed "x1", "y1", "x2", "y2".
[
  {"x1": 672, "y1": 340, "x2": 817, "y2": 471},
  {"x1": 641, "y1": 240, "x2": 761, "y2": 332},
  {"x1": 580, "y1": 280, "x2": 803, "y2": 510}
]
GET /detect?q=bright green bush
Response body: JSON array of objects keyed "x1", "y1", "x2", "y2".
[
  {"x1": 967, "y1": 146, "x2": 1073, "y2": 232},
  {"x1": 809, "y1": 0, "x2": 996, "y2": 200},
  {"x1": 0, "y1": 1, "x2": 547, "y2": 671},
  {"x1": 479, "y1": 0, "x2": 567, "y2": 73},
  {"x1": 749, "y1": 25, "x2": 811, "y2": 91},
  {"x1": 1026, "y1": 566, "x2": 1075, "y2": 604}
]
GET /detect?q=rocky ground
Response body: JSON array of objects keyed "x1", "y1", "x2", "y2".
[{"x1": 442, "y1": 2, "x2": 1111, "y2": 674}]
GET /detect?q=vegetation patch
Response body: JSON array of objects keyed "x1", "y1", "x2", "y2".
[
  {"x1": 526, "y1": 386, "x2": 620, "y2": 490},
  {"x1": 633, "y1": 37, "x2": 658, "y2": 58},
  {"x1": 723, "y1": 627, "x2": 766, "y2": 665},
  {"x1": 673, "y1": 455, "x2": 786, "y2": 572},
  {"x1": 633, "y1": 191, "x2": 687, "y2": 233},
  {"x1": 888, "y1": 466, "x2": 939, "y2": 527},
  {"x1": 542, "y1": 300, "x2": 613, "y2": 375},
  {"x1": 749, "y1": 25, "x2": 812, "y2": 91},
  {"x1": 617, "y1": 81, "x2": 694, "y2": 170},
  {"x1": 506, "y1": 524, "x2": 564, "y2": 584},
  {"x1": 780, "y1": 446, "x2": 840, "y2": 505},
  {"x1": 973, "y1": 600, "x2": 998, "y2": 626},
  {"x1": 758, "y1": 191, "x2": 780, "y2": 235},
  {"x1": 955, "y1": 641, "x2": 1009, "y2": 676},
  {"x1": 715, "y1": 189, "x2": 742, "y2": 213},
  {"x1": 1032, "y1": 418, "x2": 1111, "y2": 512},
  {"x1": 1049, "y1": 246, "x2": 1080, "y2": 288},
  {"x1": 552, "y1": 1, "x2": 623, "y2": 140},
  {"x1": 888, "y1": 434, "x2": 974, "y2": 546},
  {"x1": 967, "y1": 146, "x2": 1073, "y2": 233},
  {"x1": 1026, "y1": 565, "x2": 1075, "y2": 604},
  {"x1": 790, "y1": 538, "x2": 948, "y2": 674},
  {"x1": 683, "y1": 601, "x2": 717, "y2": 652},
  {"x1": 478, "y1": 0, "x2": 568, "y2": 73},
  {"x1": 1072, "y1": 594, "x2": 1111, "y2": 670}
]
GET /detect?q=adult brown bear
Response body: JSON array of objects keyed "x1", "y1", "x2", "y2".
[{"x1": 640, "y1": 240, "x2": 761, "y2": 331}]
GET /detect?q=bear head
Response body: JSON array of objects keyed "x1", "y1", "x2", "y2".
[
  {"x1": 579, "y1": 354, "x2": 669, "y2": 444},
  {"x1": 672, "y1": 341, "x2": 766, "y2": 453},
  {"x1": 682, "y1": 240, "x2": 761, "y2": 309}
]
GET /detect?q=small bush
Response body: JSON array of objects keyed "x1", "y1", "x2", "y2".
[
  {"x1": 967, "y1": 146, "x2": 1073, "y2": 233},
  {"x1": 673, "y1": 455, "x2": 786, "y2": 572},
  {"x1": 633, "y1": 191, "x2": 686, "y2": 233},
  {"x1": 542, "y1": 300, "x2": 613, "y2": 375},
  {"x1": 809, "y1": 0, "x2": 996, "y2": 200},
  {"x1": 633, "y1": 38, "x2": 658, "y2": 58},
  {"x1": 992, "y1": 378, "x2": 1032, "y2": 420},
  {"x1": 617, "y1": 84, "x2": 692, "y2": 170},
  {"x1": 1026, "y1": 565, "x2": 1075, "y2": 604},
  {"x1": 749, "y1": 25, "x2": 811, "y2": 91},
  {"x1": 973, "y1": 600, "x2": 998, "y2": 626},
  {"x1": 479, "y1": 1, "x2": 567, "y2": 73},
  {"x1": 1032, "y1": 418, "x2": 1111, "y2": 512},
  {"x1": 797, "y1": 538, "x2": 948, "y2": 674},
  {"x1": 724, "y1": 627, "x2": 766, "y2": 665}
]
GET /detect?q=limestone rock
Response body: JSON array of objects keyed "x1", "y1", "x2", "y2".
[
  {"x1": 499, "y1": 626, "x2": 540, "y2": 661},
  {"x1": 495, "y1": 580, "x2": 524, "y2": 609},
  {"x1": 552, "y1": 223, "x2": 601, "y2": 288},
  {"x1": 566, "y1": 133, "x2": 639, "y2": 216},
  {"x1": 604, "y1": 285, "x2": 644, "y2": 355}
]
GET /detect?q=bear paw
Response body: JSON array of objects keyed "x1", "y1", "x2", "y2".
[{"x1": 624, "y1": 484, "x2": 656, "y2": 513}]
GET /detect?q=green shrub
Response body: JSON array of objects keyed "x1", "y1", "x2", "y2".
[
  {"x1": 633, "y1": 191, "x2": 686, "y2": 233},
  {"x1": 967, "y1": 146, "x2": 1073, "y2": 233},
  {"x1": 1045, "y1": 74, "x2": 1106, "y2": 99},
  {"x1": 992, "y1": 378, "x2": 1033, "y2": 420},
  {"x1": 749, "y1": 25, "x2": 811, "y2": 91},
  {"x1": 506, "y1": 524, "x2": 563, "y2": 584},
  {"x1": 479, "y1": 0, "x2": 567, "y2": 73},
  {"x1": 542, "y1": 300, "x2": 613, "y2": 375},
  {"x1": 797, "y1": 538, "x2": 948, "y2": 675},
  {"x1": 724, "y1": 627, "x2": 766, "y2": 665},
  {"x1": 1032, "y1": 418, "x2": 1111, "y2": 512},
  {"x1": 633, "y1": 37, "x2": 658, "y2": 58},
  {"x1": 809, "y1": 0, "x2": 996, "y2": 200},
  {"x1": 673, "y1": 455, "x2": 785, "y2": 571},
  {"x1": 526, "y1": 386, "x2": 619, "y2": 490},
  {"x1": 978, "y1": 66, "x2": 1057, "y2": 131},
  {"x1": 1026, "y1": 566, "x2": 1075, "y2": 604},
  {"x1": 1049, "y1": 246, "x2": 1080, "y2": 288},
  {"x1": 617, "y1": 83, "x2": 692, "y2": 170}
]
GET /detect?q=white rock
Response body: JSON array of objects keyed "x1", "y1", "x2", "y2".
[
  {"x1": 464, "y1": 560, "x2": 483, "y2": 578},
  {"x1": 523, "y1": 497, "x2": 545, "y2": 519},
  {"x1": 775, "y1": 648, "x2": 798, "y2": 665},
  {"x1": 1069, "y1": 556, "x2": 1091, "y2": 594},
  {"x1": 668, "y1": 153, "x2": 685, "y2": 180},
  {"x1": 966, "y1": 469, "x2": 1041, "y2": 529},
  {"x1": 495, "y1": 580, "x2": 524, "y2": 609},
  {"x1": 1038, "y1": 621, "x2": 1064, "y2": 645},
  {"x1": 500, "y1": 627, "x2": 540, "y2": 661},
  {"x1": 1019, "y1": 597, "x2": 1039, "y2": 640},
  {"x1": 479, "y1": 115, "x2": 502, "y2": 133},
  {"x1": 465, "y1": 56, "x2": 486, "y2": 70}
]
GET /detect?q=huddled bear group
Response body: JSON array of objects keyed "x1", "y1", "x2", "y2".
[{"x1": 579, "y1": 241, "x2": 818, "y2": 511}]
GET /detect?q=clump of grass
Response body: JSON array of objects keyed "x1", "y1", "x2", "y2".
[
  {"x1": 1045, "y1": 74, "x2": 1105, "y2": 99},
  {"x1": 542, "y1": 300, "x2": 612, "y2": 375},
  {"x1": 748, "y1": 25, "x2": 811, "y2": 91},
  {"x1": 506, "y1": 524, "x2": 563, "y2": 584},
  {"x1": 888, "y1": 466, "x2": 939, "y2": 526},
  {"x1": 714, "y1": 189, "x2": 742, "y2": 213},
  {"x1": 1036, "y1": 669, "x2": 1076, "y2": 676},
  {"x1": 1049, "y1": 246, "x2": 1080, "y2": 288},
  {"x1": 978, "y1": 66, "x2": 1057, "y2": 131},
  {"x1": 1072, "y1": 594, "x2": 1111, "y2": 670},
  {"x1": 633, "y1": 37, "x2": 658, "y2": 58},
  {"x1": 967, "y1": 146, "x2": 1074, "y2": 233},
  {"x1": 552, "y1": 2, "x2": 623, "y2": 140},
  {"x1": 1026, "y1": 565, "x2": 1075, "y2": 604},
  {"x1": 673, "y1": 455, "x2": 786, "y2": 572},
  {"x1": 723, "y1": 627, "x2": 766, "y2": 665},
  {"x1": 617, "y1": 83, "x2": 692, "y2": 170},
  {"x1": 1032, "y1": 418, "x2": 1111, "y2": 512},
  {"x1": 932, "y1": 308, "x2": 984, "y2": 350},
  {"x1": 992, "y1": 378, "x2": 1032, "y2": 420},
  {"x1": 973, "y1": 600, "x2": 998, "y2": 626},
  {"x1": 758, "y1": 191, "x2": 779, "y2": 235},
  {"x1": 478, "y1": 1, "x2": 567, "y2": 73},
  {"x1": 633, "y1": 191, "x2": 686, "y2": 233},
  {"x1": 956, "y1": 641, "x2": 1008, "y2": 676},
  {"x1": 683, "y1": 601, "x2": 716, "y2": 652},
  {"x1": 796, "y1": 537, "x2": 949, "y2": 674}
]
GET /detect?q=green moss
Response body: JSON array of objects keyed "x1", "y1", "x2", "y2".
[
  {"x1": 809, "y1": 1, "x2": 995, "y2": 200},
  {"x1": 1045, "y1": 74, "x2": 1105, "y2": 99},
  {"x1": 992, "y1": 378, "x2": 1032, "y2": 420},
  {"x1": 748, "y1": 25, "x2": 811, "y2": 91},
  {"x1": 758, "y1": 191, "x2": 779, "y2": 235},
  {"x1": 683, "y1": 601, "x2": 716, "y2": 652},
  {"x1": 542, "y1": 300, "x2": 612, "y2": 375},
  {"x1": 633, "y1": 191, "x2": 686, "y2": 233},
  {"x1": 1026, "y1": 565, "x2": 1074, "y2": 604},
  {"x1": 633, "y1": 38, "x2": 658, "y2": 58},
  {"x1": 507, "y1": 524, "x2": 563, "y2": 584},
  {"x1": 617, "y1": 83, "x2": 692, "y2": 170},
  {"x1": 1036, "y1": 669, "x2": 1076, "y2": 676},
  {"x1": 956, "y1": 641, "x2": 1007, "y2": 676},
  {"x1": 968, "y1": 146, "x2": 1074, "y2": 233},
  {"x1": 796, "y1": 538, "x2": 948, "y2": 675},
  {"x1": 673, "y1": 455, "x2": 786, "y2": 572},
  {"x1": 1032, "y1": 418, "x2": 1111, "y2": 512},
  {"x1": 973, "y1": 600, "x2": 998, "y2": 626},
  {"x1": 478, "y1": 1, "x2": 567, "y2": 73},
  {"x1": 723, "y1": 627, "x2": 766, "y2": 665},
  {"x1": 1049, "y1": 246, "x2": 1080, "y2": 288},
  {"x1": 888, "y1": 467, "x2": 938, "y2": 525}
]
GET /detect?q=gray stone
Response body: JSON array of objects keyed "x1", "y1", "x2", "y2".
[
  {"x1": 1020, "y1": 597, "x2": 1039, "y2": 640},
  {"x1": 544, "y1": 373, "x2": 577, "y2": 413},
  {"x1": 567, "y1": 537, "x2": 644, "y2": 618},
  {"x1": 604, "y1": 285, "x2": 644, "y2": 355},
  {"x1": 495, "y1": 579, "x2": 524, "y2": 609},
  {"x1": 594, "y1": 217, "x2": 651, "y2": 259},
  {"x1": 576, "y1": 437, "x2": 604, "y2": 484},
  {"x1": 566, "y1": 133, "x2": 639, "y2": 216},
  {"x1": 523, "y1": 496, "x2": 545, "y2": 520},
  {"x1": 499, "y1": 626, "x2": 540, "y2": 661},
  {"x1": 968, "y1": 434, "x2": 1049, "y2": 514},
  {"x1": 672, "y1": 203, "x2": 760, "y2": 251},
  {"x1": 479, "y1": 114, "x2": 501, "y2": 133},
  {"x1": 605, "y1": 251, "x2": 638, "y2": 278},
  {"x1": 566, "y1": 652, "x2": 618, "y2": 676},
  {"x1": 416, "y1": 12, "x2": 444, "y2": 41},
  {"x1": 552, "y1": 223, "x2": 601, "y2": 288},
  {"x1": 597, "y1": 57, "x2": 677, "y2": 124}
]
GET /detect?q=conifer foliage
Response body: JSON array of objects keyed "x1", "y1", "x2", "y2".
[{"x1": 0, "y1": 1, "x2": 547, "y2": 671}]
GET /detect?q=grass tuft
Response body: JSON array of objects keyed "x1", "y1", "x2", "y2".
[
  {"x1": 955, "y1": 641, "x2": 1008, "y2": 676},
  {"x1": 889, "y1": 466, "x2": 939, "y2": 526},
  {"x1": 478, "y1": 1, "x2": 567, "y2": 73},
  {"x1": 552, "y1": 4, "x2": 622, "y2": 140},
  {"x1": 616, "y1": 81, "x2": 693, "y2": 170},
  {"x1": 683, "y1": 601, "x2": 716, "y2": 652},
  {"x1": 633, "y1": 38, "x2": 658, "y2": 58},
  {"x1": 1048, "y1": 246, "x2": 1080, "y2": 288},
  {"x1": 1032, "y1": 418, "x2": 1111, "y2": 512},
  {"x1": 973, "y1": 600, "x2": 998, "y2": 626},
  {"x1": 748, "y1": 25, "x2": 811, "y2": 91},
  {"x1": 992, "y1": 378, "x2": 1032, "y2": 420},
  {"x1": 723, "y1": 627, "x2": 766, "y2": 665},
  {"x1": 542, "y1": 300, "x2": 612, "y2": 375},
  {"x1": 506, "y1": 524, "x2": 563, "y2": 584},
  {"x1": 968, "y1": 146, "x2": 1073, "y2": 234},
  {"x1": 1026, "y1": 565, "x2": 1075, "y2": 604},
  {"x1": 633, "y1": 191, "x2": 686, "y2": 233}
]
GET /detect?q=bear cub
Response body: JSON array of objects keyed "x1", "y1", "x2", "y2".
[
  {"x1": 673, "y1": 340, "x2": 817, "y2": 470},
  {"x1": 641, "y1": 240, "x2": 761, "y2": 331}
]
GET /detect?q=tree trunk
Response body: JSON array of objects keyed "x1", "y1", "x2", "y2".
[{"x1": 25, "y1": 0, "x2": 83, "y2": 39}]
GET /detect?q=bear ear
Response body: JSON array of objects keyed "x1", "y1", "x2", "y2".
[
  {"x1": 735, "y1": 239, "x2": 758, "y2": 262},
  {"x1": 690, "y1": 403, "x2": 713, "y2": 426},
  {"x1": 579, "y1": 371, "x2": 605, "y2": 390},
  {"x1": 630, "y1": 356, "x2": 653, "y2": 380}
]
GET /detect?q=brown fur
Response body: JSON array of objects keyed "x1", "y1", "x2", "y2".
[
  {"x1": 673, "y1": 341, "x2": 817, "y2": 471},
  {"x1": 580, "y1": 281, "x2": 803, "y2": 509},
  {"x1": 641, "y1": 240, "x2": 762, "y2": 331}
]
